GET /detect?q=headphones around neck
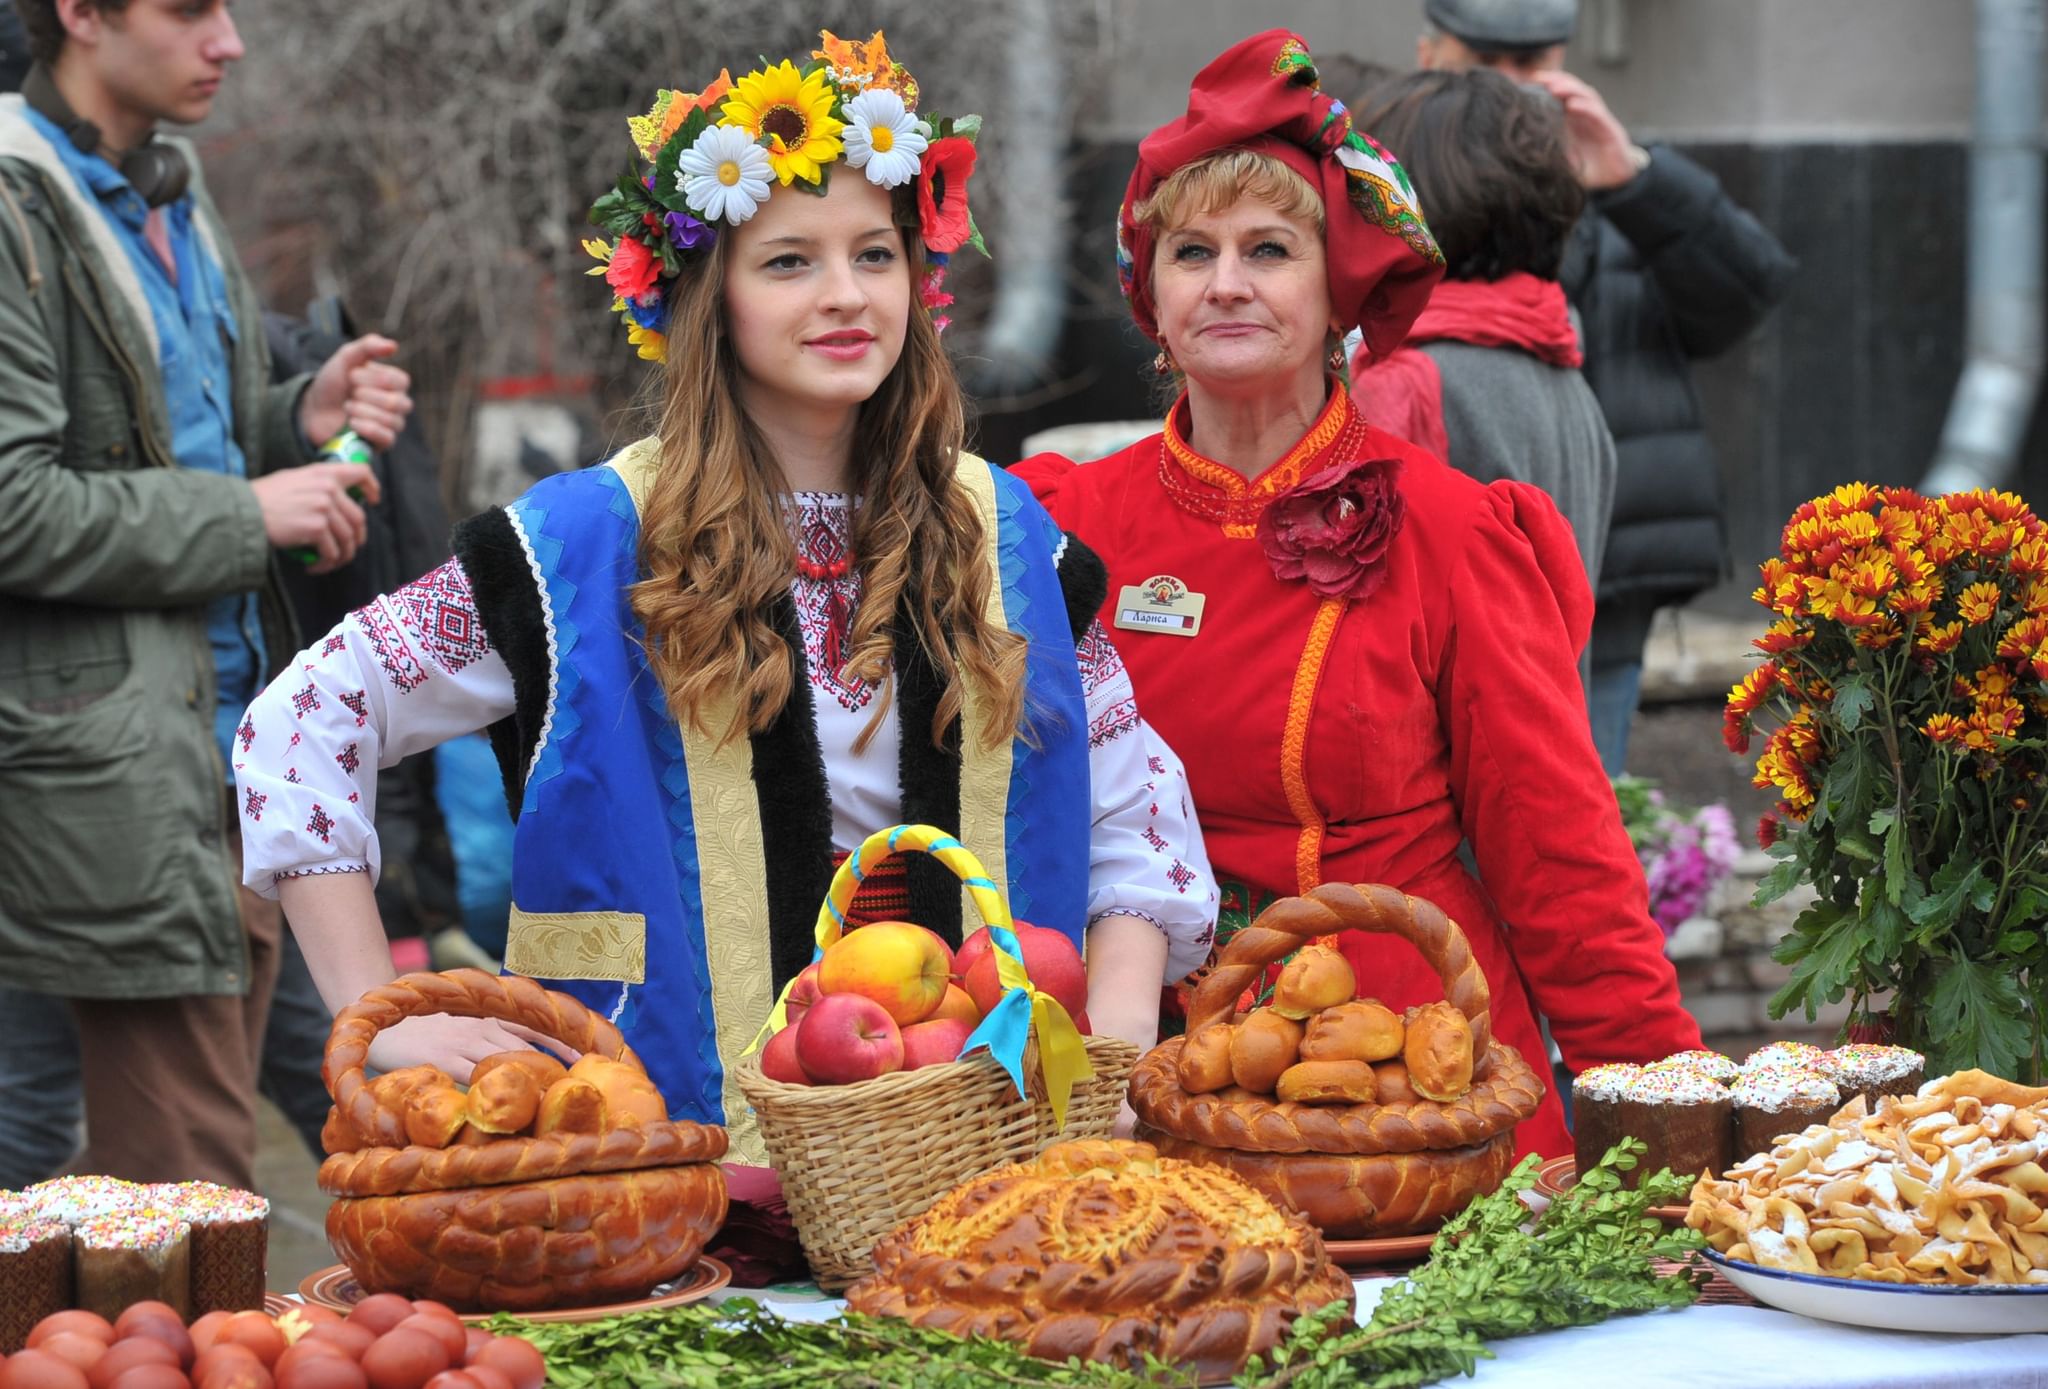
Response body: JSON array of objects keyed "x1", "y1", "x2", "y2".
[{"x1": 20, "y1": 63, "x2": 190, "y2": 208}]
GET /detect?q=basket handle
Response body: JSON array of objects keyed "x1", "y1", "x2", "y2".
[
  {"x1": 324, "y1": 968, "x2": 638, "y2": 1148},
  {"x1": 766, "y1": 823, "x2": 1093, "y2": 1126},
  {"x1": 1185, "y1": 883, "x2": 1492, "y2": 1056}
]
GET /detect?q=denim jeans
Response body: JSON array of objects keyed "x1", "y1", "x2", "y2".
[
  {"x1": 1588, "y1": 659, "x2": 1644, "y2": 777},
  {"x1": 0, "y1": 988, "x2": 82, "y2": 1187}
]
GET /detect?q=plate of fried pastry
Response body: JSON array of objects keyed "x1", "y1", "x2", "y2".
[{"x1": 1687, "y1": 1069, "x2": 2048, "y2": 1333}]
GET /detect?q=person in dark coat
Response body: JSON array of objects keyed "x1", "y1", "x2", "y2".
[{"x1": 1417, "y1": 0, "x2": 1796, "y2": 772}]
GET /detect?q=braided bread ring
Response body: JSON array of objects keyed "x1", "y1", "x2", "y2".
[
  {"x1": 1129, "y1": 1034, "x2": 1543, "y2": 1153},
  {"x1": 323, "y1": 969, "x2": 641, "y2": 1149},
  {"x1": 318, "y1": 1118, "x2": 729, "y2": 1197},
  {"x1": 1186, "y1": 883, "x2": 1492, "y2": 1054}
]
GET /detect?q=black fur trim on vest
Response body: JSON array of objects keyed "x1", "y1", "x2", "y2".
[
  {"x1": 450, "y1": 507, "x2": 549, "y2": 819},
  {"x1": 1054, "y1": 533, "x2": 1109, "y2": 641},
  {"x1": 894, "y1": 613, "x2": 966, "y2": 947},
  {"x1": 755, "y1": 597, "x2": 837, "y2": 998}
]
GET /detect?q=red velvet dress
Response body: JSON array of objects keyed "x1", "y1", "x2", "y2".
[{"x1": 1013, "y1": 387, "x2": 1700, "y2": 1158}]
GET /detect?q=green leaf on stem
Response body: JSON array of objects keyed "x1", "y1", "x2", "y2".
[
  {"x1": 1754, "y1": 857, "x2": 1804, "y2": 907},
  {"x1": 1833, "y1": 677, "x2": 1875, "y2": 732},
  {"x1": 2002, "y1": 883, "x2": 2048, "y2": 932},
  {"x1": 1908, "y1": 855, "x2": 1987, "y2": 941},
  {"x1": 1924, "y1": 954, "x2": 2030, "y2": 1076},
  {"x1": 1883, "y1": 813, "x2": 1909, "y2": 905}
]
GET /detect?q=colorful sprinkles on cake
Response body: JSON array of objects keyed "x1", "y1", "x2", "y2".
[
  {"x1": 0, "y1": 1215, "x2": 67, "y2": 1254},
  {"x1": 1823, "y1": 1044, "x2": 1924, "y2": 1085},
  {"x1": 23, "y1": 1176, "x2": 141, "y2": 1224},
  {"x1": 1624, "y1": 1066, "x2": 1730, "y2": 1106},
  {"x1": 1647, "y1": 1049, "x2": 1739, "y2": 1083},
  {"x1": 1732, "y1": 1063, "x2": 1840, "y2": 1112},
  {"x1": 1573, "y1": 1062, "x2": 1643, "y2": 1102},
  {"x1": 147, "y1": 1182, "x2": 269, "y2": 1225},
  {"x1": 74, "y1": 1209, "x2": 189, "y2": 1251},
  {"x1": 1743, "y1": 1041, "x2": 1826, "y2": 1072}
]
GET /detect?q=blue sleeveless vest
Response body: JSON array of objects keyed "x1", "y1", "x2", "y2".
[{"x1": 491, "y1": 443, "x2": 1090, "y2": 1163}]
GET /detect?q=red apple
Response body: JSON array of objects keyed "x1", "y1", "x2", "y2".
[
  {"x1": 900, "y1": 1017, "x2": 976, "y2": 1070},
  {"x1": 785, "y1": 963, "x2": 825, "y2": 1029},
  {"x1": 961, "y1": 922, "x2": 1089, "y2": 1022},
  {"x1": 793, "y1": 992, "x2": 904, "y2": 1084},
  {"x1": 819, "y1": 922, "x2": 952, "y2": 1025},
  {"x1": 926, "y1": 983, "x2": 981, "y2": 1026},
  {"x1": 760, "y1": 1022, "x2": 810, "y2": 1084}
]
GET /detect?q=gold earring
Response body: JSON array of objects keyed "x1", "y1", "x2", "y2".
[{"x1": 1153, "y1": 348, "x2": 1176, "y2": 376}]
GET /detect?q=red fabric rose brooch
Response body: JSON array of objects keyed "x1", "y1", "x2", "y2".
[{"x1": 1257, "y1": 457, "x2": 1404, "y2": 601}]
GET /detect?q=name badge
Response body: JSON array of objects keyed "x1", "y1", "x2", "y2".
[{"x1": 1114, "y1": 574, "x2": 1206, "y2": 638}]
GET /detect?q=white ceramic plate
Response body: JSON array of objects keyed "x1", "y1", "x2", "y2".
[{"x1": 1702, "y1": 1250, "x2": 2048, "y2": 1334}]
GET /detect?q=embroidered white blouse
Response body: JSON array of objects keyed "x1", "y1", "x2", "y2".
[{"x1": 235, "y1": 492, "x2": 1218, "y2": 981}]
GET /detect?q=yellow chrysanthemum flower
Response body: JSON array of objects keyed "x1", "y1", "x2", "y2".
[
  {"x1": 722, "y1": 61, "x2": 846, "y2": 186},
  {"x1": 1958, "y1": 581, "x2": 2003, "y2": 626}
]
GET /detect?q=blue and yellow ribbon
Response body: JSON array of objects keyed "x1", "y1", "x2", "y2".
[{"x1": 755, "y1": 823, "x2": 1092, "y2": 1125}]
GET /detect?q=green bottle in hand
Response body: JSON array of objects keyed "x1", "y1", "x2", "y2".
[{"x1": 287, "y1": 429, "x2": 374, "y2": 567}]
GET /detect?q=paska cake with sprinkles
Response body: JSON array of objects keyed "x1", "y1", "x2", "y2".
[
  {"x1": 149, "y1": 1181, "x2": 269, "y2": 1312},
  {"x1": 72, "y1": 1209, "x2": 191, "y2": 1320},
  {"x1": 1569, "y1": 1063, "x2": 1641, "y2": 1180},
  {"x1": 0, "y1": 1212, "x2": 70, "y2": 1353},
  {"x1": 1616, "y1": 1066, "x2": 1732, "y2": 1188}
]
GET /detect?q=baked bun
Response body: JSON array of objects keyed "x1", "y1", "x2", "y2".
[
  {"x1": 535, "y1": 1076, "x2": 608, "y2": 1136},
  {"x1": 1177, "y1": 1024, "x2": 1235, "y2": 1094},
  {"x1": 1269, "y1": 945, "x2": 1356, "y2": 1020},
  {"x1": 1299, "y1": 999, "x2": 1404, "y2": 1064},
  {"x1": 1374, "y1": 1059, "x2": 1421, "y2": 1106},
  {"x1": 1229, "y1": 1012, "x2": 1304, "y2": 1094},
  {"x1": 470, "y1": 1049, "x2": 570, "y2": 1093},
  {"x1": 403, "y1": 1081, "x2": 469, "y2": 1148},
  {"x1": 1404, "y1": 1001, "x2": 1475, "y2": 1102},
  {"x1": 1276, "y1": 1060, "x2": 1378, "y2": 1106},
  {"x1": 322, "y1": 1106, "x2": 364, "y2": 1156},
  {"x1": 844, "y1": 1139, "x2": 1352, "y2": 1381},
  {"x1": 570, "y1": 1055, "x2": 669, "y2": 1127},
  {"x1": 466, "y1": 1063, "x2": 545, "y2": 1135}
]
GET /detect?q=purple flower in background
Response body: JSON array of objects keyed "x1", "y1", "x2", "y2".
[{"x1": 665, "y1": 209, "x2": 714, "y2": 252}]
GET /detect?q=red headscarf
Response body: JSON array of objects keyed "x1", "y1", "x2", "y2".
[{"x1": 1117, "y1": 30, "x2": 1446, "y2": 360}]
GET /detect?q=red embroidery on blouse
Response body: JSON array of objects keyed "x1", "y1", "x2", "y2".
[
  {"x1": 788, "y1": 494, "x2": 871, "y2": 713},
  {"x1": 396, "y1": 560, "x2": 492, "y2": 675}
]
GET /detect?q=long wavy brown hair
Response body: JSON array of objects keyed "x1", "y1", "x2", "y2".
[{"x1": 628, "y1": 187, "x2": 1027, "y2": 753}]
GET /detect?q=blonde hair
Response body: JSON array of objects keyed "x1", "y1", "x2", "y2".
[
  {"x1": 627, "y1": 188, "x2": 1028, "y2": 753},
  {"x1": 1132, "y1": 148, "x2": 1326, "y2": 237}
]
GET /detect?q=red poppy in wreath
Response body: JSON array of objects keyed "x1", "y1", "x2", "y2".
[
  {"x1": 605, "y1": 233, "x2": 662, "y2": 301},
  {"x1": 917, "y1": 136, "x2": 977, "y2": 254},
  {"x1": 1257, "y1": 456, "x2": 1405, "y2": 602}
]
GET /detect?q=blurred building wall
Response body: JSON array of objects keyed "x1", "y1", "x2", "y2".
[{"x1": 992, "y1": 0, "x2": 2012, "y2": 579}]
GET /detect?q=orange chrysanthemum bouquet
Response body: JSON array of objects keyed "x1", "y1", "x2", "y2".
[{"x1": 1725, "y1": 483, "x2": 2048, "y2": 1080}]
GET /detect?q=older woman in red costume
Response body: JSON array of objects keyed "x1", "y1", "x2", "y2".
[{"x1": 1013, "y1": 30, "x2": 1699, "y2": 1158}]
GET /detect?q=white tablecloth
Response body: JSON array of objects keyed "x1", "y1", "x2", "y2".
[{"x1": 729, "y1": 1279, "x2": 2048, "y2": 1388}]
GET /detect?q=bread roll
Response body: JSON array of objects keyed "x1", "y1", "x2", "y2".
[
  {"x1": 1374, "y1": 1059, "x2": 1421, "y2": 1105},
  {"x1": 467, "y1": 1063, "x2": 545, "y2": 1135},
  {"x1": 1229, "y1": 1012, "x2": 1304, "y2": 1094},
  {"x1": 1177, "y1": 1025, "x2": 1235, "y2": 1094},
  {"x1": 1268, "y1": 946, "x2": 1356, "y2": 1020},
  {"x1": 1299, "y1": 999, "x2": 1404, "y2": 1064},
  {"x1": 403, "y1": 1081, "x2": 469, "y2": 1148},
  {"x1": 569, "y1": 1055, "x2": 669, "y2": 1127},
  {"x1": 1403, "y1": 1001, "x2": 1474, "y2": 1102},
  {"x1": 1276, "y1": 1060, "x2": 1377, "y2": 1105},
  {"x1": 470, "y1": 1049, "x2": 570, "y2": 1093},
  {"x1": 534, "y1": 1075, "x2": 607, "y2": 1136},
  {"x1": 321, "y1": 1106, "x2": 363, "y2": 1156}
]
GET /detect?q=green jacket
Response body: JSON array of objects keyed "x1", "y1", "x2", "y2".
[{"x1": 0, "y1": 95, "x2": 313, "y2": 999}]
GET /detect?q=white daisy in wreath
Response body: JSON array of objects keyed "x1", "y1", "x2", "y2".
[
  {"x1": 678, "y1": 123, "x2": 775, "y2": 224},
  {"x1": 840, "y1": 88, "x2": 928, "y2": 189}
]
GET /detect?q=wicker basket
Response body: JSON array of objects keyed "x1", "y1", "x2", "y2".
[
  {"x1": 732, "y1": 826, "x2": 1139, "y2": 1287},
  {"x1": 319, "y1": 970, "x2": 730, "y2": 1310}
]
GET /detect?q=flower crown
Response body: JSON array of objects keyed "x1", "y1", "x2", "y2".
[{"x1": 584, "y1": 29, "x2": 986, "y2": 364}]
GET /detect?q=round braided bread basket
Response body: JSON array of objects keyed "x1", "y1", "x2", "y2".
[
  {"x1": 733, "y1": 830, "x2": 1137, "y2": 1289},
  {"x1": 1129, "y1": 883, "x2": 1545, "y2": 1238},
  {"x1": 319, "y1": 970, "x2": 729, "y2": 1311}
]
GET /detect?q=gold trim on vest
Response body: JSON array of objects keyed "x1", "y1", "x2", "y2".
[{"x1": 504, "y1": 908, "x2": 649, "y2": 983}]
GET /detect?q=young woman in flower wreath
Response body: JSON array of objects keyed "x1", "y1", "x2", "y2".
[
  {"x1": 1011, "y1": 30, "x2": 1698, "y2": 1159},
  {"x1": 234, "y1": 31, "x2": 1217, "y2": 1161}
]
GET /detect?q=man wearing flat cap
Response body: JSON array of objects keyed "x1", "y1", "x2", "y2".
[{"x1": 1415, "y1": 0, "x2": 1796, "y2": 775}]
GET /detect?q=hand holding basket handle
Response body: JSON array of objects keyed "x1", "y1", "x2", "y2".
[{"x1": 767, "y1": 823, "x2": 1094, "y2": 1126}]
